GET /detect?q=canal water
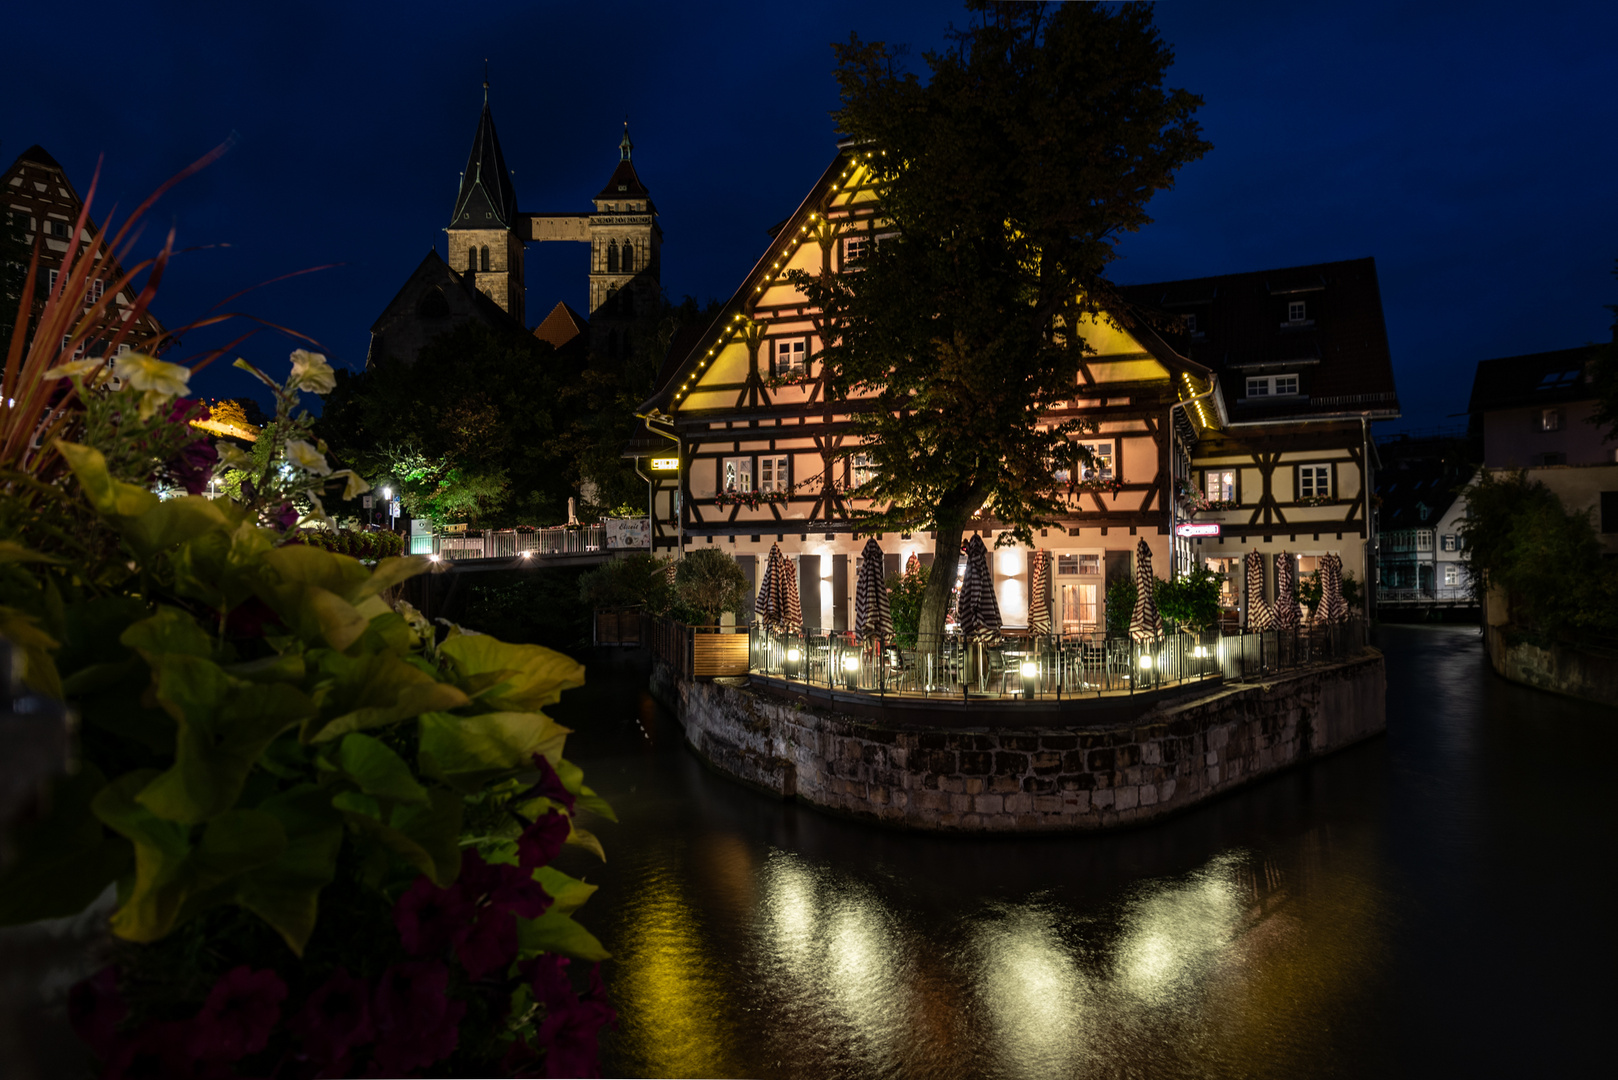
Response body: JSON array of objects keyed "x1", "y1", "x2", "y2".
[{"x1": 551, "y1": 625, "x2": 1614, "y2": 1079}]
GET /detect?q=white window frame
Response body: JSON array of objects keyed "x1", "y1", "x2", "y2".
[
  {"x1": 1077, "y1": 440, "x2": 1114, "y2": 481},
  {"x1": 1246, "y1": 373, "x2": 1300, "y2": 398},
  {"x1": 1417, "y1": 530, "x2": 1434, "y2": 552},
  {"x1": 850, "y1": 452, "x2": 877, "y2": 488},
  {"x1": 721, "y1": 456, "x2": 753, "y2": 494},
  {"x1": 759, "y1": 455, "x2": 790, "y2": 493},
  {"x1": 774, "y1": 337, "x2": 807, "y2": 378},
  {"x1": 1077, "y1": 553, "x2": 1101, "y2": 576},
  {"x1": 1204, "y1": 469, "x2": 1236, "y2": 502},
  {"x1": 842, "y1": 235, "x2": 868, "y2": 265},
  {"x1": 1288, "y1": 300, "x2": 1307, "y2": 323},
  {"x1": 1056, "y1": 554, "x2": 1079, "y2": 575},
  {"x1": 1298, "y1": 464, "x2": 1331, "y2": 499},
  {"x1": 87, "y1": 278, "x2": 104, "y2": 304},
  {"x1": 1443, "y1": 564, "x2": 1460, "y2": 587}
]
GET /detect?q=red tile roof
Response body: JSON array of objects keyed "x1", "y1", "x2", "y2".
[{"x1": 533, "y1": 300, "x2": 588, "y2": 349}]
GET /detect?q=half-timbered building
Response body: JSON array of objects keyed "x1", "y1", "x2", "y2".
[{"x1": 634, "y1": 143, "x2": 1400, "y2": 630}]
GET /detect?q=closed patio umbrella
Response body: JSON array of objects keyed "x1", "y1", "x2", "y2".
[
  {"x1": 1128, "y1": 538, "x2": 1163, "y2": 641},
  {"x1": 777, "y1": 549, "x2": 803, "y2": 633},
  {"x1": 1244, "y1": 551, "x2": 1274, "y2": 631},
  {"x1": 957, "y1": 534, "x2": 1002, "y2": 642},
  {"x1": 1274, "y1": 551, "x2": 1300, "y2": 630},
  {"x1": 755, "y1": 544, "x2": 780, "y2": 628},
  {"x1": 1319, "y1": 553, "x2": 1348, "y2": 624},
  {"x1": 1028, "y1": 549, "x2": 1052, "y2": 636},
  {"x1": 854, "y1": 538, "x2": 894, "y2": 641}
]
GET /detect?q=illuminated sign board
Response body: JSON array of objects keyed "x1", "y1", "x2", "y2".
[
  {"x1": 1174, "y1": 522, "x2": 1221, "y2": 538},
  {"x1": 650, "y1": 457, "x2": 679, "y2": 472}
]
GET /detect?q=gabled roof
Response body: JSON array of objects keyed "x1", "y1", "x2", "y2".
[
  {"x1": 1466, "y1": 345, "x2": 1599, "y2": 413},
  {"x1": 369, "y1": 248, "x2": 515, "y2": 335},
  {"x1": 637, "y1": 146, "x2": 1209, "y2": 418},
  {"x1": 449, "y1": 101, "x2": 520, "y2": 230},
  {"x1": 1375, "y1": 453, "x2": 1472, "y2": 530},
  {"x1": 533, "y1": 301, "x2": 588, "y2": 349},
  {"x1": 1120, "y1": 257, "x2": 1401, "y2": 425},
  {"x1": 595, "y1": 159, "x2": 649, "y2": 201},
  {"x1": 18, "y1": 144, "x2": 62, "y2": 169}
]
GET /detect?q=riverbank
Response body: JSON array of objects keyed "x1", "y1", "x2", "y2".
[{"x1": 653, "y1": 649, "x2": 1386, "y2": 831}]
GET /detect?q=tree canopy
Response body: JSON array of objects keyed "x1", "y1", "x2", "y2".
[{"x1": 796, "y1": 0, "x2": 1210, "y2": 646}]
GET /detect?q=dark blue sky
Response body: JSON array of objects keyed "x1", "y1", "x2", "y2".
[{"x1": 6, "y1": 1, "x2": 1614, "y2": 433}]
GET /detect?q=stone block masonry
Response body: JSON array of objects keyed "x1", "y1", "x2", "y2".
[{"x1": 657, "y1": 652, "x2": 1386, "y2": 832}]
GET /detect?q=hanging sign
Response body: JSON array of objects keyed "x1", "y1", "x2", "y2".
[
  {"x1": 1175, "y1": 522, "x2": 1221, "y2": 538},
  {"x1": 650, "y1": 457, "x2": 679, "y2": 472}
]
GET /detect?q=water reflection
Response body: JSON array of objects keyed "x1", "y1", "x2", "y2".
[{"x1": 553, "y1": 627, "x2": 1616, "y2": 1078}]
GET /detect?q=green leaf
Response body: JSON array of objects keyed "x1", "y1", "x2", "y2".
[
  {"x1": 137, "y1": 671, "x2": 315, "y2": 824},
  {"x1": 223, "y1": 653, "x2": 307, "y2": 684},
  {"x1": 337, "y1": 788, "x2": 463, "y2": 887},
  {"x1": 437, "y1": 635, "x2": 585, "y2": 712},
  {"x1": 517, "y1": 906, "x2": 610, "y2": 962},
  {"x1": 0, "y1": 540, "x2": 62, "y2": 565},
  {"x1": 304, "y1": 651, "x2": 469, "y2": 744},
  {"x1": 0, "y1": 605, "x2": 61, "y2": 698},
  {"x1": 574, "y1": 785, "x2": 618, "y2": 824},
  {"x1": 234, "y1": 785, "x2": 344, "y2": 955},
  {"x1": 255, "y1": 544, "x2": 371, "y2": 603},
  {"x1": 57, "y1": 440, "x2": 160, "y2": 518},
  {"x1": 351, "y1": 555, "x2": 432, "y2": 600},
  {"x1": 122, "y1": 496, "x2": 233, "y2": 561},
  {"x1": 120, "y1": 606, "x2": 215, "y2": 662},
  {"x1": 335, "y1": 733, "x2": 429, "y2": 804},
  {"x1": 417, "y1": 711, "x2": 568, "y2": 793},
  {"x1": 94, "y1": 772, "x2": 285, "y2": 943},
  {"x1": 0, "y1": 766, "x2": 131, "y2": 924},
  {"x1": 563, "y1": 822, "x2": 606, "y2": 862},
  {"x1": 532, "y1": 865, "x2": 597, "y2": 917}
]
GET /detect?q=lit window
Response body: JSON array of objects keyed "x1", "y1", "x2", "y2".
[
  {"x1": 1444, "y1": 564, "x2": 1460, "y2": 587},
  {"x1": 843, "y1": 236, "x2": 868, "y2": 265},
  {"x1": 1540, "y1": 408, "x2": 1562, "y2": 432},
  {"x1": 1204, "y1": 469, "x2": 1236, "y2": 502},
  {"x1": 1078, "y1": 553, "x2": 1101, "y2": 575},
  {"x1": 1288, "y1": 301, "x2": 1306, "y2": 322},
  {"x1": 87, "y1": 279, "x2": 104, "y2": 304},
  {"x1": 759, "y1": 456, "x2": 790, "y2": 493},
  {"x1": 1416, "y1": 530, "x2": 1433, "y2": 551},
  {"x1": 774, "y1": 338, "x2": 807, "y2": 377},
  {"x1": 1056, "y1": 554, "x2": 1079, "y2": 575},
  {"x1": 850, "y1": 453, "x2": 877, "y2": 488},
  {"x1": 1246, "y1": 374, "x2": 1300, "y2": 398},
  {"x1": 722, "y1": 457, "x2": 753, "y2": 494},
  {"x1": 1298, "y1": 464, "x2": 1331, "y2": 499},
  {"x1": 1077, "y1": 440, "x2": 1114, "y2": 481}
]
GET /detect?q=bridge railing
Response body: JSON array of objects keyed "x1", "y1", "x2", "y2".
[{"x1": 420, "y1": 525, "x2": 610, "y2": 561}]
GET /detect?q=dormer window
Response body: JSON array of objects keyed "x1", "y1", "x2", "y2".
[
  {"x1": 1536, "y1": 369, "x2": 1580, "y2": 389},
  {"x1": 1246, "y1": 374, "x2": 1300, "y2": 398},
  {"x1": 1287, "y1": 301, "x2": 1306, "y2": 323}
]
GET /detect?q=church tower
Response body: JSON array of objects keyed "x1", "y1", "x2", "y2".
[
  {"x1": 587, "y1": 124, "x2": 661, "y2": 356},
  {"x1": 445, "y1": 87, "x2": 525, "y2": 324}
]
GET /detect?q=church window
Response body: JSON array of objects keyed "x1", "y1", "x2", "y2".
[
  {"x1": 622, "y1": 243, "x2": 635, "y2": 273},
  {"x1": 481, "y1": 246, "x2": 491, "y2": 272},
  {"x1": 466, "y1": 248, "x2": 476, "y2": 272},
  {"x1": 607, "y1": 241, "x2": 619, "y2": 274}
]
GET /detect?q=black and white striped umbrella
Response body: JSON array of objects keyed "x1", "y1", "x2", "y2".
[
  {"x1": 755, "y1": 544, "x2": 780, "y2": 628},
  {"x1": 957, "y1": 534, "x2": 1002, "y2": 642},
  {"x1": 1128, "y1": 538, "x2": 1163, "y2": 641},
  {"x1": 1319, "y1": 553, "x2": 1348, "y2": 624},
  {"x1": 854, "y1": 538, "x2": 894, "y2": 641},
  {"x1": 1028, "y1": 549, "x2": 1052, "y2": 636},
  {"x1": 1273, "y1": 551, "x2": 1300, "y2": 630},
  {"x1": 1245, "y1": 550, "x2": 1274, "y2": 631},
  {"x1": 777, "y1": 549, "x2": 803, "y2": 633}
]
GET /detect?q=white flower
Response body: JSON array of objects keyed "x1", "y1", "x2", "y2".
[
  {"x1": 215, "y1": 443, "x2": 252, "y2": 473},
  {"x1": 285, "y1": 439, "x2": 332, "y2": 476},
  {"x1": 117, "y1": 353, "x2": 191, "y2": 397},
  {"x1": 288, "y1": 349, "x2": 336, "y2": 395},
  {"x1": 331, "y1": 469, "x2": 371, "y2": 500},
  {"x1": 44, "y1": 357, "x2": 106, "y2": 381}
]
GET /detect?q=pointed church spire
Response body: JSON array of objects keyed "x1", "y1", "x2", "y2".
[
  {"x1": 620, "y1": 119, "x2": 633, "y2": 162},
  {"x1": 449, "y1": 80, "x2": 519, "y2": 230}
]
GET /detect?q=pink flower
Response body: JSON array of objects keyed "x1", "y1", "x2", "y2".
[
  {"x1": 189, "y1": 965, "x2": 286, "y2": 1063},
  {"x1": 369, "y1": 962, "x2": 465, "y2": 1076},
  {"x1": 526, "y1": 754, "x2": 576, "y2": 813},
  {"x1": 290, "y1": 967, "x2": 373, "y2": 1068},
  {"x1": 517, "y1": 810, "x2": 571, "y2": 871},
  {"x1": 462, "y1": 849, "x2": 552, "y2": 919},
  {"x1": 104, "y1": 1020, "x2": 210, "y2": 1080},
  {"x1": 456, "y1": 908, "x2": 519, "y2": 981},
  {"x1": 536, "y1": 999, "x2": 616, "y2": 1078},
  {"x1": 68, "y1": 965, "x2": 127, "y2": 1056},
  {"x1": 522, "y1": 954, "x2": 576, "y2": 1014},
  {"x1": 394, "y1": 876, "x2": 474, "y2": 956}
]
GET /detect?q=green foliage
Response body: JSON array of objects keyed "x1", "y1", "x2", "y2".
[
  {"x1": 1460, "y1": 469, "x2": 1618, "y2": 638},
  {"x1": 577, "y1": 551, "x2": 675, "y2": 614},
  {"x1": 1105, "y1": 576, "x2": 1138, "y2": 638},
  {"x1": 886, "y1": 561, "x2": 931, "y2": 647},
  {"x1": 673, "y1": 548, "x2": 749, "y2": 624},
  {"x1": 792, "y1": 2, "x2": 1210, "y2": 647},
  {"x1": 1155, "y1": 566, "x2": 1222, "y2": 633},
  {"x1": 297, "y1": 528, "x2": 405, "y2": 560}
]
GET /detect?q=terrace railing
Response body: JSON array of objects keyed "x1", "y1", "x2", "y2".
[{"x1": 417, "y1": 525, "x2": 607, "y2": 562}]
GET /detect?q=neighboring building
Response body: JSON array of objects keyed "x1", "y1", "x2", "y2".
[
  {"x1": 1468, "y1": 345, "x2": 1618, "y2": 555},
  {"x1": 1372, "y1": 431, "x2": 1478, "y2": 609},
  {"x1": 366, "y1": 249, "x2": 527, "y2": 367},
  {"x1": 369, "y1": 89, "x2": 659, "y2": 367},
  {"x1": 631, "y1": 143, "x2": 1400, "y2": 631},
  {"x1": 3, "y1": 144, "x2": 166, "y2": 356}
]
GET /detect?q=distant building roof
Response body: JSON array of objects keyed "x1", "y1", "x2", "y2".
[
  {"x1": 449, "y1": 100, "x2": 520, "y2": 230},
  {"x1": 1120, "y1": 257, "x2": 1401, "y2": 424},
  {"x1": 367, "y1": 248, "x2": 521, "y2": 366},
  {"x1": 1466, "y1": 345, "x2": 1599, "y2": 414},
  {"x1": 533, "y1": 301, "x2": 588, "y2": 349}
]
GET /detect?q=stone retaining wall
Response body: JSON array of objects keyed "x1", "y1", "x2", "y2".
[
  {"x1": 1484, "y1": 627, "x2": 1618, "y2": 708},
  {"x1": 657, "y1": 652, "x2": 1387, "y2": 831}
]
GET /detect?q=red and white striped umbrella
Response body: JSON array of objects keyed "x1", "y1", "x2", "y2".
[
  {"x1": 1319, "y1": 553, "x2": 1348, "y2": 624},
  {"x1": 1028, "y1": 549, "x2": 1052, "y2": 636},
  {"x1": 854, "y1": 538, "x2": 894, "y2": 640},
  {"x1": 957, "y1": 534, "x2": 1002, "y2": 642},
  {"x1": 1128, "y1": 538, "x2": 1163, "y2": 641},
  {"x1": 776, "y1": 549, "x2": 803, "y2": 633},
  {"x1": 755, "y1": 544, "x2": 780, "y2": 628},
  {"x1": 1245, "y1": 551, "x2": 1274, "y2": 631},
  {"x1": 1273, "y1": 551, "x2": 1300, "y2": 630}
]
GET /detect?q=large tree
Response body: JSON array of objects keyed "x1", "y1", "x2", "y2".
[{"x1": 796, "y1": 0, "x2": 1211, "y2": 648}]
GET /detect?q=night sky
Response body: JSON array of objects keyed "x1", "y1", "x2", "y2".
[{"x1": 5, "y1": 0, "x2": 1614, "y2": 433}]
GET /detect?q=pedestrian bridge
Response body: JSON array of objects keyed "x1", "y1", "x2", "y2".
[{"x1": 411, "y1": 524, "x2": 618, "y2": 570}]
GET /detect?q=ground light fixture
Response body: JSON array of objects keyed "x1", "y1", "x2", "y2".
[
  {"x1": 1138, "y1": 654, "x2": 1154, "y2": 670},
  {"x1": 842, "y1": 653, "x2": 859, "y2": 690},
  {"x1": 785, "y1": 646, "x2": 802, "y2": 678},
  {"x1": 1020, "y1": 659, "x2": 1038, "y2": 700}
]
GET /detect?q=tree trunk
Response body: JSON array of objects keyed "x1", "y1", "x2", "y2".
[{"x1": 917, "y1": 509, "x2": 969, "y2": 668}]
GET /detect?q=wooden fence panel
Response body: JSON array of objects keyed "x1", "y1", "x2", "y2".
[{"x1": 692, "y1": 632, "x2": 750, "y2": 677}]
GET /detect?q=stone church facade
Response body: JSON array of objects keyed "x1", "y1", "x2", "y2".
[{"x1": 369, "y1": 89, "x2": 660, "y2": 367}]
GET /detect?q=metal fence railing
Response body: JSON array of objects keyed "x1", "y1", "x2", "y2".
[
  {"x1": 418, "y1": 525, "x2": 607, "y2": 562},
  {"x1": 733, "y1": 618, "x2": 1367, "y2": 702}
]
